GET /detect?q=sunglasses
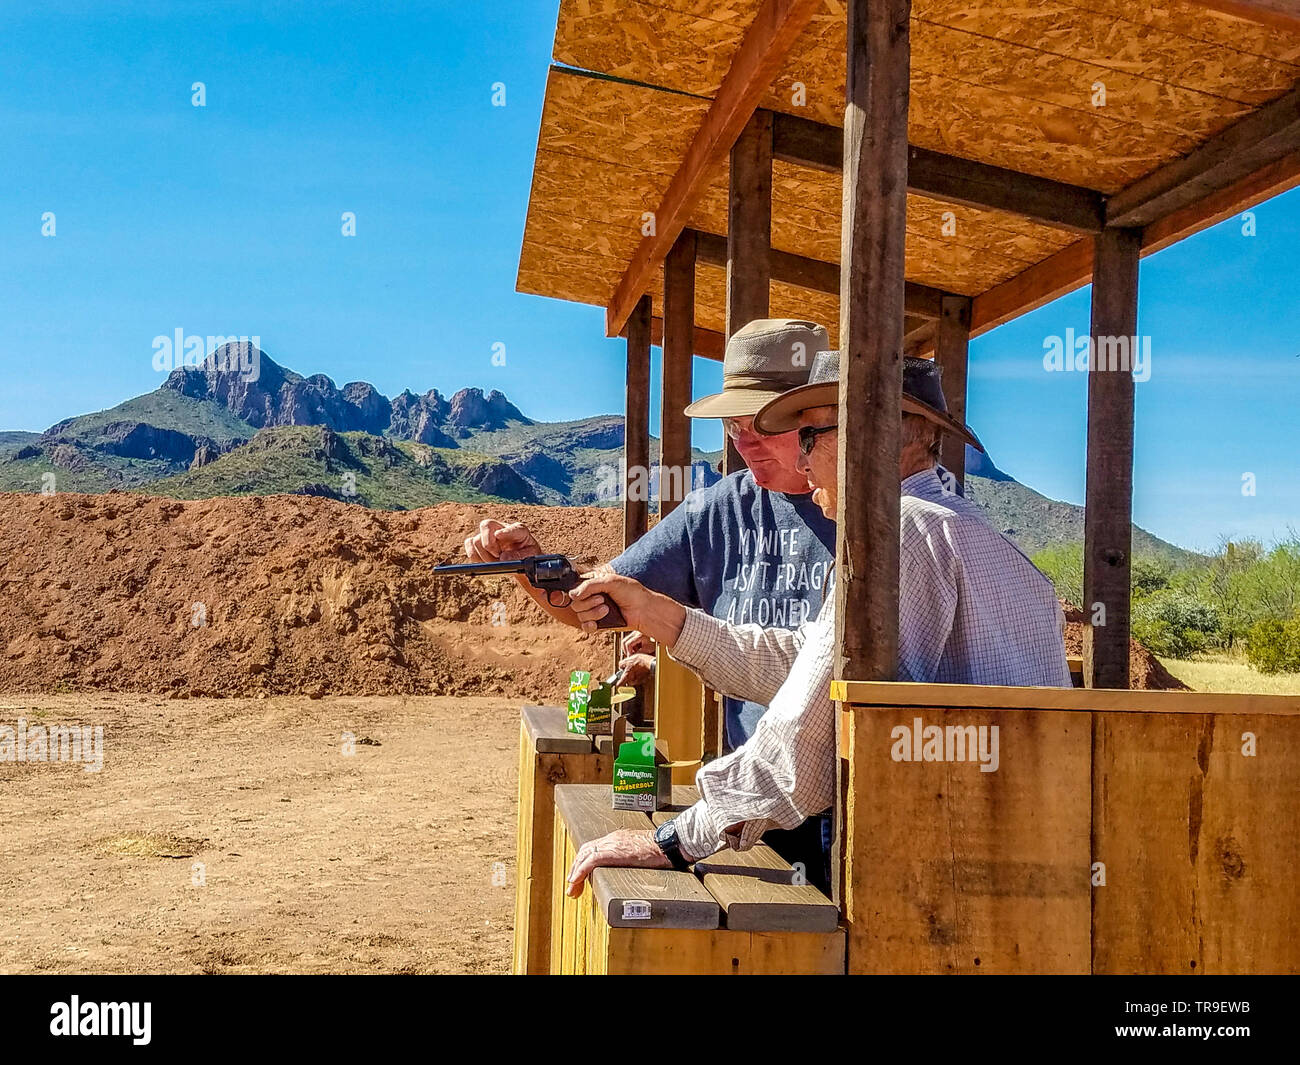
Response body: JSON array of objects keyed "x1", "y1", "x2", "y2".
[
  {"x1": 797, "y1": 423, "x2": 837, "y2": 455},
  {"x1": 722, "y1": 418, "x2": 751, "y2": 441}
]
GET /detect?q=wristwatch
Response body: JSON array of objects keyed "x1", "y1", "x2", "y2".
[{"x1": 653, "y1": 818, "x2": 693, "y2": 871}]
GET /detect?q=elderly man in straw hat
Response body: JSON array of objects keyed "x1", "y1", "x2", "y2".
[
  {"x1": 463, "y1": 320, "x2": 838, "y2": 887},
  {"x1": 563, "y1": 351, "x2": 1071, "y2": 890}
]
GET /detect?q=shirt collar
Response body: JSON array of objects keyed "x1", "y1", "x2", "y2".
[{"x1": 901, "y1": 467, "x2": 945, "y2": 500}]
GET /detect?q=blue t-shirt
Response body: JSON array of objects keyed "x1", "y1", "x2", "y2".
[{"x1": 610, "y1": 469, "x2": 836, "y2": 750}]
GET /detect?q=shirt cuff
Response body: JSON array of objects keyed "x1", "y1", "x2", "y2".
[
  {"x1": 674, "y1": 798, "x2": 723, "y2": 861},
  {"x1": 668, "y1": 607, "x2": 719, "y2": 670}
]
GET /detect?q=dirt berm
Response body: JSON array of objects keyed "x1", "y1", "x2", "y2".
[{"x1": 0, "y1": 492, "x2": 1184, "y2": 699}]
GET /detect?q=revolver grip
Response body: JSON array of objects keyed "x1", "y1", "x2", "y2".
[
  {"x1": 546, "y1": 588, "x2": 628, "y2": 630},
  {"x1": 540, "y1": 563, "x2": 628, "y2": 631},
  {"x1": 593, "y1": 598, "x2": 627, "y2": 630}
]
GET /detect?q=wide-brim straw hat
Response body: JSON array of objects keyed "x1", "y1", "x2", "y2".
[
  {"x1": 683, "y1": 318, "x2": 830, "y2": 419},
  {"x1": 753, "y1": 350, "x2": 984, "y2": 452}
]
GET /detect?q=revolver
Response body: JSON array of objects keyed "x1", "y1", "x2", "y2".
[{"x1": 433, "y1": 554, "x2": 628, "y2": 630}]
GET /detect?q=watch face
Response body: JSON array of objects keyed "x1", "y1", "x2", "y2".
[{"x1": 655, "y1": 820, "x2": 676, "y2": 847}]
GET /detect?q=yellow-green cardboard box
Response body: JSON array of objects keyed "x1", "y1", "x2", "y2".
[{"x1": 612, "y1": 732, "x2": 673, "y2": 812}]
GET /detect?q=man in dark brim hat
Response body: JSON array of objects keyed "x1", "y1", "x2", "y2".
[
  {"x1": 463, "y1": 320, "x2": 840, "y2": 890},
  {"x1": 564, "y1": 352, "x2": 1071, "y2": 886}
]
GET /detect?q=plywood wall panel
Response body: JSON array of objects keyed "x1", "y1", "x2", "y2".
[
  {"x1": 1093, "y1": 712, "x2": 1300, "y2": 974},
  {"x1": 843, "y1": 706, "x2": 1093, "y2": 974}
]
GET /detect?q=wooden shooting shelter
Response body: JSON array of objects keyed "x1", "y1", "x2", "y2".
[{"x1": 515, "y1": 0, "x2": 1300, "y2": 974}]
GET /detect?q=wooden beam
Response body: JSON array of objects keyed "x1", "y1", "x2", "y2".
[
  {"x1": 771, "y1": 110, "x2": 1105, "y2": 233},
  {"x1": 902, "y1": 315, "x2": 935, "y2": 359},
  {"x1": 692, "y1": 228, "x2": 946, "y2": 316},
  {"x1": 646, "y1": 317, "x2": 725, "y2": 361},
  {"x1": 903, "y1": 321, "x2": 936, "y2": 359},
  {"x1": 725, "y1": 109, "x2": 774, "y2": 473},
  {"x1": 624, "y1": 295, "x2": 652, "y2": 547},
  {"x1": 969, "y1": 239, "x2": 1094, "y2": 338},
  {"x1": 908, "y1": 144, "x2": 1105, "y2": 234},
  {"x1": 935, "y1": 294, "x2": 971, "y2": 493},
  {"x1": 1082, "y1": 228, "x2": 1140, "y2": 691},
  {"x1": 1143, "y1": 148, "x2": 1300, "y2": 254},
  {"x1": 835, "y1": 0, "x2": 910, "y2": 686},
  {"x1": 769, "y1": 109, "x2": 841, "y2": 172},
  {"x1": 768, "y1": 246, "x2": 841, "y2": 297},
  {"x1": 604, "y1": 0, "x2": 822, "y2": 337},
  {"x1": 1107, "y1": 83, "x2": 1300, "y2": 228},
  {"x1": 660, "y1": 230, "x2": 696, "y2": 517},
  {"x1": 1181, "y1": 0, "x2": 1300, "y2": 33},
  {"x1": 969, "y1": 149, "x2": 1300, "y2": 341}
]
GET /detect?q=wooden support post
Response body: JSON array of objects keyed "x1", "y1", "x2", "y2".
[
  {"x1": 654, "y1": 643, "x2": 705, "y2": 785},
  {"x1": 724, "y1": 110, "x2": 773, "y2": 475},
  {"x1": 935, "y1": 294, "x2": 971, "y2": 493},
  {"x1": 1083, "y1": 228, "x2": 1140, "y2": 690},
  {"x1": 659, "y1": 230, "x2": 706, "y2": 776},
  {"x1": 661, "y1": 231, "x2": 696, "y2": 517},
  {"x1": 726, "y1": 111, "x2": 773, "y2": 333},
  {"x1": 837, "y1": 0, "x2": 911, "y2": 965},
  {"x1": 835, "y1": 0, "x2": 910, "y2": 683},
  {"x1": 624, "y1": 295, "x2": 652, "y2": 547},
  {"x1": 619, "y1": 295, "x2": 654, "y2": 697}
]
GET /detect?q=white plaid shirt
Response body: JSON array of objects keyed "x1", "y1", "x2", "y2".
[{"x1": 669, "y1": 468, "x2": 1073, "y2": 859}]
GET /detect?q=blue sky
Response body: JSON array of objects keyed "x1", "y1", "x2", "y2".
[{"x1": 1, "y1": 0, "x2": 1296, "y2": 553}]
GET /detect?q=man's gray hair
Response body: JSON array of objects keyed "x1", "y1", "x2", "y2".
[{"x1": 902, "y1": 412, "x2": 942, "y2": 462}]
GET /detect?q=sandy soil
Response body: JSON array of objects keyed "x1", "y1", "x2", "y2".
[{"x1": 0, "y1": 693, "x2": 522, "y2": 974}]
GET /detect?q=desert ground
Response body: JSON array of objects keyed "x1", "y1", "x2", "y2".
[
  {"x1": 0, "y1": 693, "x2": 523, "y2": 974},
  {"x1": 0, "y1": 490, "x2": 1200, "y2": 974}
]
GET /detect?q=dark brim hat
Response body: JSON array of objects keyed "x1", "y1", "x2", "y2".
[
  {"x1": 753, "y1": 351, "x2": 984, "y2": 452},
  {"x1": 682, "y1": 318, "x2": 829, "y2": 419}
]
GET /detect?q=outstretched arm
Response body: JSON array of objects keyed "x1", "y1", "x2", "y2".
[{"x1": 569, "y1": 573, "x2": 808, "y2": 707}]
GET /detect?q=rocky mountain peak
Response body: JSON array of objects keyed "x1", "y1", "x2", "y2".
[
  {"x1": 153, "y1": 347, "x2": 532, "y2": 442},
  {"x1": 445, "y1": 387, "x2": 530, "y2": 432}
]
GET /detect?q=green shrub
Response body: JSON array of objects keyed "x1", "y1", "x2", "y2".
[
  {"x1": 1131, "y1": 556, "x2": 1173, "y2": 598},
  {"x1": 1132, "y1": 590, "x2": 1219, "y2": 660},
  {"x1": 1245, "y1": 617, "x2": 1300, "y2": 674},
  {"x1": 1195, "y1": 536, "x2": 1300, "y2": 650},
  {"x1": 1133, "y1": 618, "x2": 1205, "y2": 659},
  {"x1": 1031, "y1": 543, "x2": 1083, "y2": 609}
]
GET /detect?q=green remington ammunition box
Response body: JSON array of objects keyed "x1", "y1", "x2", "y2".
[{"x1": 612, "y1": 731, "x2": 673, "y2": 811}]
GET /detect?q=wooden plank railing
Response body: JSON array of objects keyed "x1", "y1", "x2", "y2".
[
  {"x1": 550, "y1": 784, "x2": 844, "y2": 974},
  {"x1": 512, "y1": 705, "x2": 615, "y2": 975},
  {"x1": 834, "y1": 681, "x2": 1300, "y2": 974}
]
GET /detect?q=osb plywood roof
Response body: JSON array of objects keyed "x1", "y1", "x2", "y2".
[
  {"x1": 554, "y1": 0, "x2": 1300, "y2": 190},
  {"x1": 519, "y1": 0, "x2": 1300, "y2": 338}
]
